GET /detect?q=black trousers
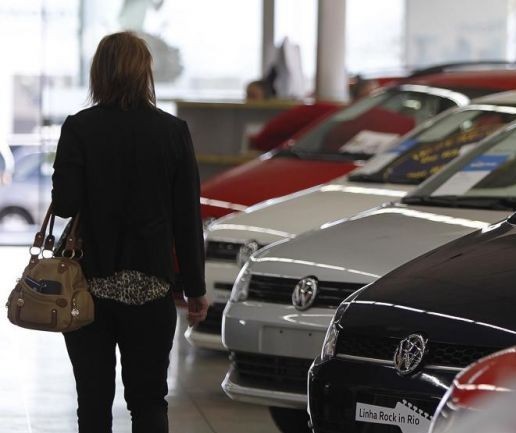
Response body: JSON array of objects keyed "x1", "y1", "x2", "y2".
[{"x1": 64, "y1": 294, "x2": 177, "y2": 433}]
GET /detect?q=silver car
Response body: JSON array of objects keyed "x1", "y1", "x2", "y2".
[
  {"x1": 0, "y1": 151, "x2": 54, "y2": 229},
  {"x1": 190, "y1": 92, "x2": 516, "y2": 350},
  {"x1": 221, "y1": 120, "x2": 516, "y2": 431}
]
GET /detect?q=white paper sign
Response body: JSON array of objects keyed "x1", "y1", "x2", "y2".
[
  {"x1": 355, "y1": 400, "x2": 431, "y2": 433},
  {"x1": 340, "y1": 130, "x2": 400, "y2": 155},
  {"x1": 431, "y1": 154, "x2": 509, "y2": 197},
  {"x1": 458, "y1": 143, "x2": 478, "y2": 156},
  {"x1": 355, "y1": 152, "x2": 400, "y2": 175}
]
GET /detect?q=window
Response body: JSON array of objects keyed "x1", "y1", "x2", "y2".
[
  {"x1": 347, "y1": 0, "x2": 405, "y2": 75},
  {"x1": 274, "y1": 0, "x2": 317, "y2": 94},
  {"x1": 290, "y1": 89, "x2": 458, "y2": 157},
  {"x1": 379, "y1": 109, "x2": 516, "y2": 184}
]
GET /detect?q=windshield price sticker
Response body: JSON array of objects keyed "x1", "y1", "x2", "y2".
[
  {"x1": 356, "y1": 139, "x2": 420, "y2": 175},
  {"x1": 355, "y1": 400, "x2": 431, "y2": 433},
  {"x1": 390, "y1": 138, "x2": 419, "y2": 154},
  {"x1": 431, "y1": 154, "x2": 510, "y2": 197},
  {"x1": 340, "y1": 130, "x2": 400, "y2": 155}
]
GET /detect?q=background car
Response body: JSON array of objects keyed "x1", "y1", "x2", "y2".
[
  {"x1": 308, "y1": 209, "x2": 516, "y2": 432},
  {"x1": 248, "y1": 102, "x2": 342, "y2": 152},
  {"x1": 0, "y1": 151, "x2": 55, "y2": 229},
  {"x1": 223, "y1": 119, "x2": 516, "y2": 432},
  {"x1": 200, "y1": 66, "x2": 516, "y2": 222},
  {"x1": 200, "y1": 67, "x2": 516, "y2": 223},
  {"x1": 191, "y1": 91, "x2": 516, "y2": 350}
]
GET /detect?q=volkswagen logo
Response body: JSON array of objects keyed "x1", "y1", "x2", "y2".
[
  {"x1": 292, "y1": 277, "x2": 318, "y2": 311},
  {"x1": 393, "y1": 334, "x2": 428, "y2": 376}
]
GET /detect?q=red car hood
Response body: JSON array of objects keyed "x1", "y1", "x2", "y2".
[
  {"x1": 451, "y1": 347, "x2": 516, "y2": 409},
  {"x1": 200, "y1": 156, "x2": 357, "y2": 219}
]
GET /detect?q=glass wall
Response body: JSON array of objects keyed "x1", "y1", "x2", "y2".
[
  {"x1": 0, "y1": 0, "x2": 263, "y2": 243},
  {"x1": 275, "y1": 0, "x2": 318, "y2": 95},
  {"x1": 0, "y1": 0, "x2": 451, "y2": 244},
  {"x1": 273, "y1": 0, "x2": 406, "y2": 93},
  {"x1": 347, "y1": 0, "x2": 405, "y2": 75}
]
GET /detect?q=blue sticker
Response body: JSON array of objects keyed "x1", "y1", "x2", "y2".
[
  {"x1": 389, "y1": 138, "x2": 419, "y2": 154},
  {"x1": 463, "y1": 154, "x2": 509, "y2": 172}
]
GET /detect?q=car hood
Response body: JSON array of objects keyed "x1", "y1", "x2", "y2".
[
  {"x1": 200, "y1": 154, "x2": 357, "y2": 219},
  {"x1": 207, "y1": 181, "x2": 411, "y2": 245},
  {"x1": 250, "y1": 203, "x2": 510, "y2": 286},
  {"x1": 344, "y1": 217, "x2": 516, "y2": 348}
]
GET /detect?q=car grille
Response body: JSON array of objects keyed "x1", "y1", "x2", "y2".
[
  {"x1": 231, "y1": 352, "x2": 313, "y2": 392},
  {"x1": 247, "y1": 275, "x2": 363, "y2": 308},
  {"x1": 206, "y1": 241, "x2": 240, "y2": 262},
  {"x1": 336, "y1": 334, "x2": 501, "y2": 369},
  {"x1": 195, "y1": 303, "x2": 225, "y2": 335}
]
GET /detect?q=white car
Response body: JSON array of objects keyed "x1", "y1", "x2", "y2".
[
  {"x1": 188, "y1": 91, "x2": 516, "y2": 350},
  {"x1": 221, "y1": 119, "x2": 516, "y2": 432}
]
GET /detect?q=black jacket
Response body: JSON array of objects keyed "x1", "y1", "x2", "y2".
[{"x1": 52, "y1": 105, "x2": 206, "y2": 298}]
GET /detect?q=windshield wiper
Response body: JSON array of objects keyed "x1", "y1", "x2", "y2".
[
  {"x1": 403, "y1": 195, "x2": 516, "y2": 210},
  {"x1": 350, "y1": 173, "x2": 422, "y2": 185},
  {"x1": 274, "y1": 148, "x2": 302, "y2": 158},
  {"x1": 277, "y1": 148, "x2": 368, "y2": 162},
  {"x1": 348, "y1": 172, "x2": 385, "y2": 183}
]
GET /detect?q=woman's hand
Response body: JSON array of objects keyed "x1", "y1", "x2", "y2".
[{"x1": 186, "y1": 295, "x2": 209, "y2": 327}]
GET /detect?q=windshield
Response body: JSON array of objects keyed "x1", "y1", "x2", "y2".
[
  {"x1": 288, "y1": 88, "x2": 456, "y2": 160},
  {"x1": 403, "y1": 124, "x2": 516, "y2": 210},
  {"x1": 350, "y1": 107, "x2": 516, "y2": 185}
]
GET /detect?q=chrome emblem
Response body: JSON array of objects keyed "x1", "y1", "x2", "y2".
[
  {"x1": 292, "y1": 277, "x2": 318, "y2": 311},
  {"x1": 393, "y1": 334, "x2": 427, "y2": 375},
  {"x1": 237, "y1": 240, "x2": 259, "y2": 267}
]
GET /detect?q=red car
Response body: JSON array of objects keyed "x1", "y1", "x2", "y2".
[
  {"x1": 248, "y1": 102, "x2": 342, "y2": 152},
  {"x1": 201, "y1": 68, "x2": 516, "y2": 222},
  {"x1": 430, "y1": 346, "x2": 516, "y2": 433}
]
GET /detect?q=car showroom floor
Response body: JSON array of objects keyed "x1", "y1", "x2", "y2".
[{"x1": 0, "y1": 246, "x2": 281, "y2": 433}]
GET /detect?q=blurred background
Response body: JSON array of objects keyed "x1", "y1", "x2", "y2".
[{"x1": 0, "y1": 0, "x2": 514, "y2": 242}]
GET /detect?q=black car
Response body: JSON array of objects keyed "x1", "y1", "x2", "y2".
[{"x1": 308, "y1": 213, "x2": 516, "y2": 433}]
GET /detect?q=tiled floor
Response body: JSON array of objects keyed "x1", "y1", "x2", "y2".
[{"x1": 0, "y1": 246, "x2": 280, "y2": 433}]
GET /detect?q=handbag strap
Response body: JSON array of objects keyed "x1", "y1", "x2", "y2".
[
  {"x1": 30, "y1": 204, "x2": 81, "y2": 261},
  {"x1": 32, "y1": 205, "x2": 53, "y2": 250},
  {"x1": 43, "y1": 213, "x2": 56, "y2": 254},
  {"x1": 62, "y1": 213, "x2": 81, "y2": 257}
]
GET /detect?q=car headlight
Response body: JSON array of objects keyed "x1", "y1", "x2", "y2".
[
  {"x1": 321, "y1": 318, "x2": 340, "y2": 362},
  {"x1": 237, "y1": 240, "x2": 259, "y2": 268},
  {"x1": 229, "y1": 261, "x2": 252, "y2": 302},
  {"x1": 320, "y1": 302, "x2": 349, "y2": 362},
  {"x1": 202, "y1": 218, "x2": 216, "y2": 250},
  {"x1": 320, "y1": 289, "x2": 363, "y2": 362}
]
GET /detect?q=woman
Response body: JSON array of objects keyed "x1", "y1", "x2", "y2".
[{"x1": 51, "y1": 31, "x2": 208, "y2": 433}]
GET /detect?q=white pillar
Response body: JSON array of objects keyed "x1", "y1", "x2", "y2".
[
  {"x1": 315, "y1": 0, "x2": 349, "y2": 102},
  {"x1": 262, "y1": 0, "x2": 275, "y2": 74}
]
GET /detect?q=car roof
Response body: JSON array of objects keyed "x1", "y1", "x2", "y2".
[
  {"x1": 470, "y1": 90, "x2": 516, "y2": 106},
  {"x1": 404, "y1": 70, "x2": 516, "y2": 94}
]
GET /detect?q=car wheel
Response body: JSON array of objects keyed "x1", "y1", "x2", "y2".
[
  {"x1": 268, "y1": 407, "x2": 311, "y2": 433},
  {"x1": 0, "y1": 207, "x2": 34, "y2": 230}
]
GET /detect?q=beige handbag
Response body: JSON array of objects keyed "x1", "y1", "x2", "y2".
[{"x1": 5, "y1": 206, "x2": 94, "y2": 332}]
